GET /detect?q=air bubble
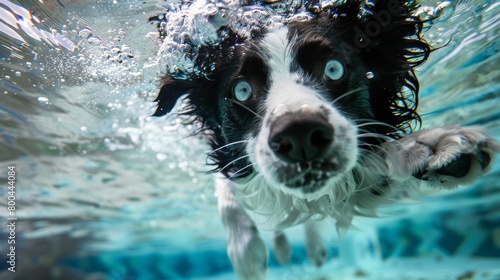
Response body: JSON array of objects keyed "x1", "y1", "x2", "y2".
[
  {"x1": 78, "y1": 28, "x2": 92, "y2": 38},
  {"x1": 156, "y1": 153, "x2": 167, "y2": 161},
  {"x1": 366, "y1": 71, "x2": 374, "y2": 79},
  {"x1": 121, "y1": 45, "x2": 130, "y2": 52},
  {"x1": 414, "y1": 6, "x2": 436, "y2": 21},
  {"x1": 14, "y1": 71, "x2": 21, "y2": 77},
  {"x1": 88, "y1": 36, "x2": 101, "y2": 45},
  {"x1": 286, "y1": 12, "x2": 314, "y2": 22},
  {"x1": 434, "y1": 1, "x2": 455, "y2": 22},
  {"x1": 364, "y1": 0, "x2": 375, "y2": 8},
  {"x1": 203, "y1": 3, "x2": 218, "y2": 16},
  {"x1": 38, "y1": 97, "x2": 49, "y2": 102},
  {"x1": 180, "y1": 32, "x2": 193, "y2": 43},
  {"x1": 404, "y1": 0, "x2": 416, "y2": 6},
  {"x1": 320, "y1": 0, "x2": 340, "y2": 9}
]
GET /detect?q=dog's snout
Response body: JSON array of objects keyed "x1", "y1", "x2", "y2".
[{"x1": 269, "y1": 112, "x2": 333, "y2": 163}]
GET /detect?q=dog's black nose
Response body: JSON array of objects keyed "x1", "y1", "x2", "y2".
[{"x1": 269, "y1": 112, "x2": 333, "y2": 163}]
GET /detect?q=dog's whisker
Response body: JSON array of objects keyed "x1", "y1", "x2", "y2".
[
  {"x1": 355, "y1": 121, "x2": 399, "y2": 132},
  {"x1": 357, "y1": 128, "x2": 390, "y2": 136},
  {"x1": 228, "y1": 163, "x2": 255, "y2": 180},
  {"x1": 330, "y1": 87, "x2": 364, "y2": 105},
  {"x1": 208, "y1": 140, "x2": 250, "y2": 155},
  {"x1": 352, "y1": 170, "x2": 385, "y2": 194},
  {"x1": 358, "y1": 142, "x2": 387, "y2": 154},
  {"x1": 226, "y1": 98, "x2": 263, "y2": 119},
  {"x1": 357, "y1": 132, "x2": 394, "y2": 142},
  {"x1": 217, "y1": 154, "x2": 252, "y2": 174}
]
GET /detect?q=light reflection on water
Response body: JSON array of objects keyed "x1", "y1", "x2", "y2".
[{"x1": 0, "y1": 0, "x2": 499, "y2": 279}]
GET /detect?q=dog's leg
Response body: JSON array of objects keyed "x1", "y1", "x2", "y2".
[
  {"x1": 304, "y1": 219, "x2": 328, "y2": 267},
  {"x1": 216, "y1": 175, "x2": 268, "y2": 280},
  {"x1": 382, "y1": 126, "x2": 500, "y2": 188},
  {"x1": 272, "y1": 230, "x2": 291, "y2": 265}
]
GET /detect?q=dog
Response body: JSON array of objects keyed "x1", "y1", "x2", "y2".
[{"x1": 151, "y1": 0, "x2": 500, "y2": 278}]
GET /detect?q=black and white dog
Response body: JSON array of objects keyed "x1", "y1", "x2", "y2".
[{"x1": 152, "y1": 0, "x2": 499, "y2": 278}]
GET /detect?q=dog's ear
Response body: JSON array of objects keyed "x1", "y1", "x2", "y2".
[
  {"x1": 326, "y1": 0, "x2": 431, "y2": 135},
  {"x1": 320, "y1": 0, "x2": 430, "y2": 81},
  {"x1": 153, "y1": 26, "x2": 243, "y2": 117},
  {"x1": 357, "y1": 0, "x2": 431, "y2": 134},
  {"x1": 152, "y1": 76, "x2": 193, "y2": 116},
  {"x1": 352, "y1": 0, "x2": 431, "y2": 73}
]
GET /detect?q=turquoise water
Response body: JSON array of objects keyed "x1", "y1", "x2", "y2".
[{"x1": 0, "y1": 0, "x2": 499, "y2": 279}]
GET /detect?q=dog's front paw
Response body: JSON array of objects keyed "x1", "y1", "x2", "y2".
[
  {"x1": 227, "y1": 225, "x2": 268, "y2": 280},
  {"x1": 384, "y1": 126, "x2": 500, "y2": 188}
]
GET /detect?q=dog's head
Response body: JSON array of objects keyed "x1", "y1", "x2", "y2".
[{"x1": 153, "y1": 0, "x2": 431, "y2": 199}]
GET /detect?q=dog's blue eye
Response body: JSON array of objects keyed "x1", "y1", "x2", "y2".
[
  {"x1": 324, "y1": 59, "x2": 344, "y2": 81},
  {"x1": 233, "y1": 80, "x2": 253, "y2": 102}
]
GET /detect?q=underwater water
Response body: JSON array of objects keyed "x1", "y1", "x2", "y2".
[{"x1": 0, "y1": 0, "x2": 499, "y2": 279}]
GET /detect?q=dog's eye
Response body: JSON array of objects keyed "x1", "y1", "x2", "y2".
[
  {"x1": 232, "y1": 80, "x2": 253, "y2": 102},
  {"x1": 324, "y1": 59, "x2": 345, "y2": 81}
]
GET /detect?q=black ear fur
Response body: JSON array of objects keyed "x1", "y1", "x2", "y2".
[
  {"x1": 151, "y1": 27, "x2": 250, "y2": 177},
  {"x1": 153, "y1": 76, "x2": 193, "y2": 116},
  {"x1": 323, "y1": 0, "x2": 431, "y2": 136},
  {"x1": 152, "y1": 26, "x2": 243, "y2": 117},
  {"x1": 364, "y1": 0, "x2": 430, "y2": 135}
]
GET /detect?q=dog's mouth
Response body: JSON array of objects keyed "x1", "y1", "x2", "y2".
[
  {"x1": 280, "y1": 160, "x2": 340, "y2": 192},
  {"x1": 252, "y1": 101, "x2": 358, "y2": 197}
]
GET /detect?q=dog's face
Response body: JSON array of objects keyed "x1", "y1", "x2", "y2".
[
  {"x1": 153, "y1": 0, "x2": 430, "y2": 199},
  {"x1": 239, "y1": 27, "x2": 373, "y2": 197}
]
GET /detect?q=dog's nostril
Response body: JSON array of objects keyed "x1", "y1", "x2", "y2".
[
  {"x1": 311, "y1": 129, "x2": 333, "y2": 148},
  {"x1": 268, "y1": 113, "x2": 334, "y2": 163},
  {"x1": 271, "y1": 137, "x2": 292, "y2": 153}
]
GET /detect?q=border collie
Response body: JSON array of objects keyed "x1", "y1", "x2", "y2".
[{"x1": 152, "y1": 0, "x2": 499, "y2": 278}]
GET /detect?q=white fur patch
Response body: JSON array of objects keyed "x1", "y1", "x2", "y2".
[
  {"x1": 260, "y1": 27, "x2": 294, "y2": 80},
  {"x1": 246, "y1": 26, "x2": 359, "y2": 200}
]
